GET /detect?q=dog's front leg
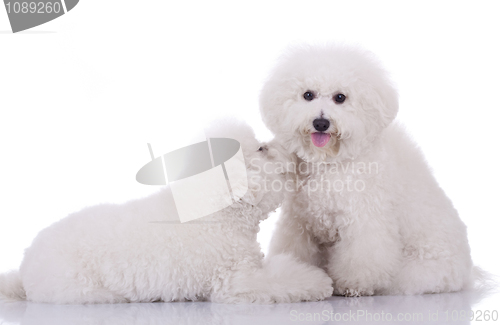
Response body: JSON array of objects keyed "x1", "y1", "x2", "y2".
[
  {"x1": 267, "y1": 201, "x2": 324, "y2": 267},
  {"x1": 326, "y1": 207, "x2": 402, "y2": 297}
]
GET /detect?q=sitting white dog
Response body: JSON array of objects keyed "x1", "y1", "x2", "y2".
[
  {"x1": 261, "y1": 44, "x2": 475, "y2": 296},
  {"x1": 0, "y1": 119, "x2": 333, "y2": 304}
]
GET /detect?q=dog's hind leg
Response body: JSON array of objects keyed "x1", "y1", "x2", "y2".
[{"x1": 388, "y1": 243, "x2": 473, "y2": 295}]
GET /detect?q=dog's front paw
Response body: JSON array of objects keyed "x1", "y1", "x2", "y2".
[
  {"x1": 334, "y1": 286, "x2": 374, "y2": 297},
  {"x1": 261, "y1": 254, "x2": 334, "y2": 302},
  {"x1": 343, "y1": 288, "x2": 374, "y2": 297},
  {"x1": 264, "y1": 264, "x2": 334, "y2": 303},
  {"x1": 289, "y1": 268, "x2": 334, "y2": 302}
]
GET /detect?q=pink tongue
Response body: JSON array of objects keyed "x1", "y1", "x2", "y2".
[{"x1": 311, "y1": 132, "x2": 331, "y2": 147}]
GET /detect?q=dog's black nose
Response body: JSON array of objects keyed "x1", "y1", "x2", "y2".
[{"x1": 313, "y1": 118, "x2": 330, "y2": 132}]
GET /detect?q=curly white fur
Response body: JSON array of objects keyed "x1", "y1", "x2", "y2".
[
  {"x1": 0, "y1": 118, "x2": 333, "y2": 304},
  {"x1": 261, "y1": 44, "x2": 474, "y2": 296}
]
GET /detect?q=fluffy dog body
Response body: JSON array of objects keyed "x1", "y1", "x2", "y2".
[
  {"x1": 0, "y1": 120, "x2": 333, "y2": 304},
  {"x1": 261, "y1": 45, "x2": 473, "y2": 296}
]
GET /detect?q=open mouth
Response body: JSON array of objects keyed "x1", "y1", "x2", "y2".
[{"x1": 311, "y1": 132, "x2": 332, "y2": 147}]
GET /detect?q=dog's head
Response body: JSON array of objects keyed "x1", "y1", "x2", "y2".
[
  {"x1": 260, "y1": 44, "x2": 398, "y2": 162},
  {"x1": 204, "y1": 118, "x2": 293, "y2": 211},
  {"x1": 243, "y1": 138, "x2": 295, "y2": 211}
]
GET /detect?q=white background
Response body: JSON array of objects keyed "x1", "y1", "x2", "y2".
[{"x1": 1, "y1": 0, "x2": 499, "y2": 306}]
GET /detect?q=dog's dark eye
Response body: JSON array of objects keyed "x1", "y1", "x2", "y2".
[
  {"x1": 303, "y1": 91, "x2": 315, "y2": 101},
  {"x1": 258, "y1": 147, "x2": 263, "y2": 152},
  {"x1": 333, "y1": 93, "x2": 346, "y2": 104}
]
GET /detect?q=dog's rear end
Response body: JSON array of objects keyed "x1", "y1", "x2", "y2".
[{"x1": 0, "y1": 270, "x2": 25, "y2": 302}]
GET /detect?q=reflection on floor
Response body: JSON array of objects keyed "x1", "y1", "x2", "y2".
[{"x1": 0, "y1": 289, "x2": 497, "y2": 325}]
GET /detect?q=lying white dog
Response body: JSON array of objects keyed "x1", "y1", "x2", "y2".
[
  {"x1": 0, "y1": 119, "x2": 333, "y2": 304},
  {"x1": 261, "y1": 44, "x2": 475, "y2": 296}
]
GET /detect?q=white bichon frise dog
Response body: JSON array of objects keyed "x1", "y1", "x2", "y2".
[
  {"x1": 260, "y1": 44, "x2": 475, "y2": 296},
  {"x1": 0, "y1": 119, "x2": 333, "y2": 304}
]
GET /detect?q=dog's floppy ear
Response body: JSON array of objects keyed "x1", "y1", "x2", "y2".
[
  {"x1": 371, "y1": 80, "x2": 399, "y2": 128},
  {"x1": 356, "y1": 51, "x2": 399, "y2": 130}
]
